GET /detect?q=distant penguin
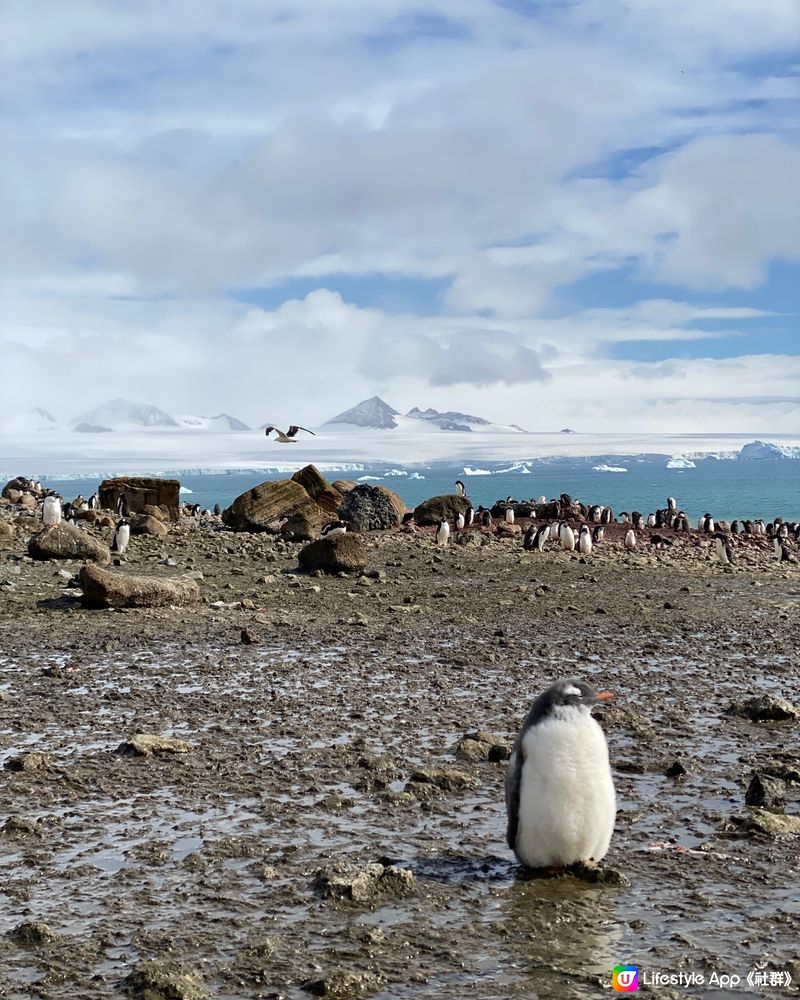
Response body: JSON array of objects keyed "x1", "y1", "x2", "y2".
[
  {"x1": 779, "y1": 542, "x2": 796, "y2": 563},
  {"x1": 73, "y1": 494, "x2": 86, "y2": 509},
  {"x1": 632, "y1": 512, "x2": 644, "y2": 530},
  {"x1": 674, "y1": 513, "x2": 689, "y2": 532},
  {"x1": 506, "y1": 679, "x2": 615, "y2": 869},
  {"x1": 112, "y1": 518, "x2": 131, "y2": 555},
  {"x1": 578, "y1": 524, "x2": 592, "y2": 556},
  {"x1": 667, "y1": 497, "x2": 677, "y2": 511},
  {"x1": 592, "y1": 525, "x2": 604, "y2": 543},
  {"x1": 702, "y1": 514, "x2": 715, "y2": 533},
  {"x1": 624, "y1": 529, "x2": 636, "y2": 550},
  {"x1": 649, "y1": 533, "x2": 673, "y2": 549},
  {"x1": 213, "y1": 503, "x2": 222, "y2": 517},
  {"x1": 116, "y1": 494, "x2": 129, "y2": 517},
  {"x1": 647, "y1": 513, "x2": 656, "y2": 528},
  {"x1": 773, "y1": 537, "x2": 783, "y2": 559},
  {"x1": 731, "y1": 520, "x2": 740, "y2": 535},
  {"x1": 481, "y1": 509, "x2": 492, "y2": 528},
  {"x1": 505, "y1": 507, "x2": 515, "y2": 524},
  {"x1": 466, "y1": 507, "x2": 474, "y2": 527},
  {"x1": 88, "y1": 494, "x2": 98, "y2": 510},
  {"x1": 455, "y1": 480, "x2": 466, "y2": 497},
  {"x1": 549, "y1": 521, "x2": 560, "y2": 541},
  {"x1": 560, "y1": 523, "x2": 575, "y2": 552},
  {"x1": 600, "y1": 507, "x2": 612, "y2": 525},
  {"x1": 42, "y1": 495, "x2": 61, "y2": 527},
  {"x1": 62, "y1": 501, "x2": 75, "y2": 524},
  {"x1": 715, "y1": 532, "x2": 734, "y2": 568},
  {"x1": 619, "y1": 512, "x2": 630, "y2": 524},
  {"x1": 525, "y1": 523, "x2": 549, "y2": 552},
  {"x1": 455, "y1": 512, "x2": 465, "y2": 530},
  {"x1": 321, "y1": 520, "x2": 347, "y2": 538},
  {"x1": 436, "y1": 518, "x2": 450, "y2": 547}
]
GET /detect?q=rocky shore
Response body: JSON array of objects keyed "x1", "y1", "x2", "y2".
[{"x1": 1, "y1": 474, "x2": 798, "y2": 999}]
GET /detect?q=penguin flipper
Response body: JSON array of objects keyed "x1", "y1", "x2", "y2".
[{"x1": 505, "y1": 748, "x2": 523, "y2": 852}]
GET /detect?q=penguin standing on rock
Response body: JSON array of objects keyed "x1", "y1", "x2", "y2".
[
  {"x1": 624, "y1": 529, "x2": 636, "y2": 550},
  {"x1": 505, "y1": 507, "x2": 515, "y2": 524},
  {"x1": 436, "y1": 518, "x2": 450, "y2": 547},
  {"x1": 42, "y1": 495, "x2": 61, "y2": 527},
  {"x1": 455, "y1": 480, "x2": 466, "y2": 497},
  {"x1": 506, "y1": 679, "x2": 616, "y2": 869},
  {"x1": 321, "y1": 521, "x2": 347, "y2": 538}
]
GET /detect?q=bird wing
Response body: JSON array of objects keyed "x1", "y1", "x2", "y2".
[
  {"x1": 264, "y1": 426, "x2": 276, "y2": 436},
  {"x1": 505, "y1": 746, "x2": 524, "y2": 851},
  {"x1": 287, "y1": 425, "x2": 316, "y2": 437}
]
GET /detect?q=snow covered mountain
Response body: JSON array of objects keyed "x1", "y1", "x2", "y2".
[
  {"x1": 325, "y1": 396, "x2": 400, "y2": 429},
  {"x1": 176, "y1": 413, "x2": 251, "y2": 431},
  {"x1": 0, "y1": 407, "x2": 59, "y2": 434},
  {"x1": 406, "y1": 406, "x2": 490, "y2": 431},
  {"x1": 72, "y1": 398, "x2": 179, "y2": 429}
]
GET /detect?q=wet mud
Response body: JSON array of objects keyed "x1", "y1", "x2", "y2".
[{"x1": 1, "y1": 520, "x2": 799, "y2": 998}]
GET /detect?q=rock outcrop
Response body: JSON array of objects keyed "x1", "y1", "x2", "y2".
[
  {"x1": 223, "y1": 465, "x2": 342, "y2": 533},
  {"x1": 298, "y1": 534, "x2": 368, "y2": 574},
  {"x1": 99, "y1": 477, "x2": 180, "y2": 520},
  {"x1": 129, "y1": 513, "x2": 169, "y2": 536},
  {"x1": 28, "y1": 523, "x2": 111, "y2": 564},
  {"x1": 413, "y1": 494, "x2": 471, "y2": 526},
  {"x1": 79, "y1": 564, "x2": 200, "y2": 608},
  {"x1": 339, "y1": 484, "x2": 406, "y2": 532}
]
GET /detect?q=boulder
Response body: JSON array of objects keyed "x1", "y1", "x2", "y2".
[
  {"x1": 339, "y1": 484, "x2": 405, "y2": 532},
  {"x1": 123, "y1": 961, "x2": 207, "y2": 1000},
  {"x1": 99, "y1": 477, "x2": 180, "y2": 520},
  {"x1": 280, "y1": 511, "x2": 322, "y2": 541},
  {"x1": 298, "y1": 534, "x2": 367, "y2": 574},
  {"x1": 142, "y1": 504, "x2": 168, "y2": 521},
  {"x1": 291, "y1": 465, "x2": 342, "y2": 517},
  {"x1": 413, "y1": 494, "x2": 471, "y2": 527},
  {"x1": 28, "y1": 523, "x2": 111, "y2": 564},
  {"x1": 18, "y1": 494, "x2": 36, "y2": 510},
  {"x1": 726, "y1": 694, "x2": 798, "y2": 722},
  {"x1": 223, "y1": 479, "x2": 317, "y2": 532},
  {"x1": 0, "y1": 521, "x2": 14, "y2": 540},
  {"x1": 79, "y1": 564, "x2": 200, "y2": 608},
  {"x1": 2, "y1": 477, "x2": 32, "y2": 500},
  {"x1": 129, "y1": 513, "x2": 169, "y2": 536},
  {"x1": 314, "y1": 861, "x2": 416, "y2": 902},
  {"x1": 332, "y1": 479, "x2": 358, "y2": 493},
  {"x1": 490, "y1": 501, "x2": 534, "y2": 519}
]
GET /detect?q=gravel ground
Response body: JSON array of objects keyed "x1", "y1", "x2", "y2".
[{"x1": 1, "y1": 511, "x2": 799, "y2": 1000}]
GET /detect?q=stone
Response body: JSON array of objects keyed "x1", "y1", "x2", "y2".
[
  {"x1": 454, "y1": 731, "x2": 510, "y2": 763},
  {"x1": 331, "y1": 480, "x2": 358, "y2": 494},
  {"x1": 745, "y1": 772, "x2": 786, "y2": 810},
  {"x1": 314, "y1": 861, "x2": 416, "y2": 902},
  {"x1": 79, "y1": 564, "x2": 200, "y2": 608},
  {"x1": 2, "y1": 476, "x2": 33, "y2": 500},
  {"x1": 413, "y1": 494, "x2": 471, "y2": 527},
  {"x1": 223, "y1": 479, "x2": 318, "y2": 532},
  {"x1": 303, "y1": 969, "x2": 383, "y2": 999},
  {"x1": 726, "y1": 694, "x2": 799, "y2": 722},
  {"x1": 99, "y1": 477, "x2": 180, "y2": 520},
  {"x1": 732, "y1": 810, "x2": 800, "y2": 838},
  {"x1": 280, "y1": 511, "x2": 322, "y2": 541},
  {"x1": 405, "y1": 767, "x2": 479, "y2": 796},
  {"x1": 291, "y1": 465, "x2": 343, "y2": 517},
  {"x1": 0, "y1": 521, "x2": 14, "y2": 539},
  {"x1": 3, "y1": 752, "x2": 52, "y2": 772},
  {"x1": 298, "y1": 534, "x2": 368, "y2": 574},
  {"x1": 141, "y1": 504, "x2": 168, "y2": 521},
  {"x1": 10, "y1": 921, "x2": 56, "y2": 946},
  {"x1": 123, "y1": 961, "x2": 207, "y2": 1000},
  {"x1": 240, "y1": 628, "x2": 258, "y2": 645},
  {"x1": 28, "y1": 523, "x2": 111, "y2": 564},
  {"x1": 339, "y1": 484, "x2": 406, "y2": 532},
  {"x1": 129, "y1": 513, "x2": 169, "y2": 536},
  {"x1": 117, "y1": 733, "x2": 192, "y2": 756}
]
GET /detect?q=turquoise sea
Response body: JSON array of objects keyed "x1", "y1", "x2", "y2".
[{"x1": 43, "y1": 457, "x2": 798, "y2": 524}]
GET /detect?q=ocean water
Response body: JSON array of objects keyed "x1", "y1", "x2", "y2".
[{"x1": 43, "y1": 457, "x2": 798, "y2": 524}]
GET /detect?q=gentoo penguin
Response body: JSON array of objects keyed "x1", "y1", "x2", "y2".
[
  {"x1": 715, "y1": 532, "x2": 734, "y2": 568},
  {"x1": 436, "y1": 518, "x2": 450, "y2": 547},
  {"x1": 455, "y1": 480, "x2": 466, "y2": 497},
  {"x1": 116, "y1": 494, "x2": 129, "y2": 517},
  {"x1": 667, "y1": 497, "x2": 677, "y2": 511},
  {"x1": 321, "y1": 520, "x2": 347, "y2": 538},
  {"x1": 549, "y1": 521, "x2": 560, "y2": 541},
  {"x1": 213, "y1": 503, "x2": 222, "y2": 517},
  {"x1": 702, "y1": 514, "x2": 715, "y2": 533},
  {"x1": 632, "y1": 512, "x2": 644, "y2": 530},
  {"x1": 624, "y1": 529, "x2": 636, "y2": 550},
  {"x1": 646, "y1": 513, "x2": 656, "y2": 528},
  {"x1": 455, "y1": 512, "x2": 465, "y2": 531},
  {"x1": 73, "y1": 494, "x2": 86, "y2": 509},
  {"x1": 600, "y1": 507, "x2": 612, "y2": 525},
  {"x1": 560, "y1": 523, "x2": 576, "y2": 552},
  {"x1": 505, "y1": 507, "x2": 515, "y2": 524},
  {"x1": 466, "y1": 507, "x2": 474, "y2": 527},
  {"x1": 578, "y1": 524, "x2": 592, "y2": 556},
  {"x1": 592, "y1": 525, "x2": 604, "y2": 543},
  {"x1": 481, "y1": 509, "x2": 492, "y2": 528},
  {"x1": 88, "y1": 493, "x2": 98, "y2": 510},
  {"x1": 42, "y1": 495, "x2": 61, "y2": 527},
  {"x1": 112, "y1": 518, "x2": 131, "y2": 555},
  {"x1": 506, "y1": 679, "x2": 615, "y2": 869},
  {"x1": 62, "y1": 501, "x2": 76, "y2": 524}
]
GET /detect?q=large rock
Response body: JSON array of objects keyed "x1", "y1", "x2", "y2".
[
  {"x1": 291, "y1": 465, "x2": 342, "y2": 517},
  {"x1": 28, "y1": 523, "x2": 111, "y2": 563},
  {"x1": 298, "y1": 534, "x2": 367, "y2": 574},
  {"x1": 2, "y1": 477, "x2": 34, "y2": 500},
  {"x1": 0, "y1": 521, "x2": 14, "y2": 540},
  {"x1": 339, "y1": 484, "x2": 405, "y2": 532},
  {"x1": 129, "y1": 513, "x2": 169, "y2": 536},
  {"x1": 79, "y1": 564, "x2": 200, "y2": 608},
  {"x1": 223, "y1": 479, "x2": 317, "y2": 532},
  {"x1": 99, "y1": 477, "x2": 180, "y2": 520},
  {"x1": 413, "y1": 494, "x2": 471, "y2": 526},
  {"x1": 332, "y1": 479, "x2": 358, "y2": 494}
]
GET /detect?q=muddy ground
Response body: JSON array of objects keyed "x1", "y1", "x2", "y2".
[{"x1": 0, "y1": 512, "x2": 798, "y2": 1000}]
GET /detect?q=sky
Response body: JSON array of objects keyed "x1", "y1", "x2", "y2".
[{"x1": 2, "y1": 0, "x2": 799, "y2": 435}]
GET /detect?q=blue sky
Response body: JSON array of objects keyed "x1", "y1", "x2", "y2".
[{"x1": 1, "y1": 0, "x2": 799, "y2": 432}]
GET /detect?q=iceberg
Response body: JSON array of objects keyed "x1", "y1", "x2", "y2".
[
  {"x1": 463, "y1": 466, "x2": 492, "y2": 476},
  {"x1": 666, "y1": 457, "x2": 696, "y2": 469},
  {"x1": 593, "y1": 464, "x2": 628, "y2": 473}
]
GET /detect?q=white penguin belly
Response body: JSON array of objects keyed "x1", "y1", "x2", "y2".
[{"x1": 515, "y1": 715, "x2": 615, "y2": 867}]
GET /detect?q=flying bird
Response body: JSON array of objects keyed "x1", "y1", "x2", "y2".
[{"x1": 264, "y1": 424, "x2": 316, "y2": 443}]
